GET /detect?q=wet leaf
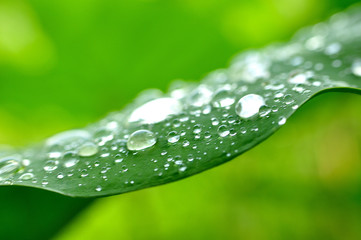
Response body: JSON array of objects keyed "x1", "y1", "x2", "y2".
[{"x1": 1, "y1": 5, "x2": 361, "y2": 197}]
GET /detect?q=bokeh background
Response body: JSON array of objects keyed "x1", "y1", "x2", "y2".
[{"x1": 0, "y1": 0, "x2": 361, "y2": 239}]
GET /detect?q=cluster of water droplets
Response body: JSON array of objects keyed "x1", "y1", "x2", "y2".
[{"x1": 1, "y1": 6, "x2": 361, "y2": 196}]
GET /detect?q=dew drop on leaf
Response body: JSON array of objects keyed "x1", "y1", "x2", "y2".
[
  {"x1": 128, "y1": 97, "x2": 183, "y2": 124},
  {"x1": 19, "y1": 172, "x2": 34, "y2": 181},
  {"x1": 352, "y1": 59, "x2": 361, "y2": 77},
  {"x1": 212, "y1": 89, "x2": 235, "y2": 108},
  {"x1": 235, "y1": 94, "x2": 265, "y2": 119},
  {"x1": 167, "y1": 131, "x2": 180, "y2": 143},
  {"x1": 278, "y1": 117, "x2": 287, "y2": 126},
  {"x1": 43, "y1": 160, "x2": 58, "y2": 172},
  {"x1": 0, "y1": 157, "x2": 22, "y2": 180},
  {"x1": 77, "y1": 142, "x2": 98, "y2": 157},
  {"x1": 127, "y1": 130, "x2": 157, "y2": 151},
  {"x1": 64, "y1": 158, "x2": 79, "y2": 168},
  {"x1": 188, "y1": 85, "x2": 213, "y2": 107},
  {"x1": 218, "y1": 125, "x2": 230, "y2": 137}
]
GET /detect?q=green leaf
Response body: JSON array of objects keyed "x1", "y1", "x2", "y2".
[{"x1": 1, "y1": 4, "x2": 361, "y2": 197}]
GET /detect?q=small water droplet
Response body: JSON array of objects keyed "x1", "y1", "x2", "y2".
[
  {"x1": 128, "y1": 97, "x2": 183, "y2": 124},
  {"x1": 188, "y1": 85, "x2": 213, "y2": 107},
  {"x1": 278, "y1": 117, "x2": 287, "y2": 125},
  {"x1": 289, "y1": 73, "x2": 307, "y2": 84},
  {"x1": 182, "y1": 140, "x2": 190, "y2": 147},
  {"x1": 167, "y1": 131, "x2": 180, "y2": 143},
  {"x1": 19, "y1": 172, "x2": 34, "y2": 181},
  {"x1": 218, "y1": 125, "x2": 230, "y2": 137},
  {"x1": 43, "y1": 160, "x2": 58, "y2": 172},
  {"x1": 179, "y1": 166, "x2": 187, "y2": 172},
  {"x1": 305, "y1": 35, "x2": 324, "y2": 51},
  {"x1": 46, "y1": 130, "x2": 91, "y2": 147},
  {"x1": 230, "y1": 52, "x2": 270, "y2": 83},
  {"x1": 352, "y1": 59, "x2": 361, "y2": 77},
  {"x1": 64, "y1": 158, "x2": 79, "y2": 168},
  {"x1": 193, "y1": 125, "x2": 202, "y2": 134},
  {"x1": 57, "y1": 173, "x2": 64, "y2": 179},
  {"x1": 325, "y1": 42, "x2": 341, "y2": 55},
  {"x1": 211, "y1": 118, "x2": 219, "y2": 126},
  {"x1": 212, "y1": 89, "x2": 235, "y2": 108},
  {"x1": 259, "y1": 106, "x2": 271, "y2": 117}
]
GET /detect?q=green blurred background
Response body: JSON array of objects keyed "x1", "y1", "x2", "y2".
[{"x1": 0, "y1": 0, "x2": 361, "y2": 239}]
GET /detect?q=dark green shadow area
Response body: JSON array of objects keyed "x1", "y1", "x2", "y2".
[{"x1": 0, "y1": 186, "x2": 91, "y2": 240}]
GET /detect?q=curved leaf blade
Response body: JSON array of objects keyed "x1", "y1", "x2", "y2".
[{"x1": 1, "y1": 5, "x2": 361, "y2": 197}]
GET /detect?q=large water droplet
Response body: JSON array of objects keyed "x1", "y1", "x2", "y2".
[
  {"x1": 127, "y1": 130, "x2": 157, "y2": 151},
  {"x1": 78, "y1": 142, "x2": 98, "y2": 157},
  {"x1": 0, "y1": 157, "x2": 22, "y2": 180},
  {"x1": 235, "y1": 94, "x2": 265, "y2": 119},
  {"x1": 128, "y1": 98, "x2": 183, "y2": 124}
]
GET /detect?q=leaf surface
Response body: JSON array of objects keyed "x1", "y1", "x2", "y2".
[{"x1": 1, "y1": 5, "x2": 361, "y2": 197}]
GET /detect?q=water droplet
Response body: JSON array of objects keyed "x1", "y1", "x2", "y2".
[
  {"x1": 78, "y1": 142, "x2": 98, "y2": 157},
  {"x1": 284, "y1": 94, "x2": 294, "y2": 105},
  {"x1": 325, "y1": 42, "x2": 341, "y2": 55},
  {"x1": 352, "y1": 59, "x2": 361, "y2": 77},
  {"x1": 193, "y1": 125, "x2": 202, "y2": 134},
  {"x1": 95, "y1": 186, "x2": 102, "y2": 192},
  {"x1": 182, "y1": 140, "x2": 190, "y2": 147},
  {"x1": 57, "y1": 173, "x2": 64, "y2": 179},
  {"x1": 212, "y1": 90, "x2": 235, "y2": 108},
  {"x1": 19, "y1": 173, "x2": 34, "y2": 181},
  {"x1": 43, "y1": 160, "x2": 58, "y2": 172},
  {"x1": 274, "y1": 93, "x2": 284, "y2": 99},
  {"x1": 305, "y1": 35, "x2": 324, "y2": 51},
  {"x1": 22, "y1": 159, "x2": 31, "y2": 166},
  {"x1": 289, "y1": 73, "x2": 307, "y2": 84},
  {"x1": 218, "y1": 125, "x2": 230, "y2": 137},
  {"x1": 167, "y1": 131, "x2": 180, "y2": 143},
  {"x1": 64, "y1": 158, "x2": 79, "y2": 168},
  {"x1": 46, "y1": 130, "x2": 91, "y2": 147},
  {"x1": 278, "y1": 117, "x2": 287, "y2": 125},
  {"x1": 0, "y1": 157, "x2": 22, "y2": 180},
  {"x1": 179, "y1": 166, "x2": 187, "y2": 172},
  {"x1": 332, "y1": 60, "x2": 342, "y2": 68},
  {"x1": 235, "y1": 94, "x2": 265, "y2": 119},
  {"x1": 188, "y1": 85, "x2": 213, "y2": 107},
  {"x1": 127, "y1": 130, "x2": 157, "y2": 151},
  {"x1": 230, "y1": 52, "x2": 270, "y2": 83},
  {"x1": 211, "y1": 118, "x2": 219, "y2": 126},
  {"x1": 290, "y1": 56, "x2": 304, "y2": 66},
  {"x1": 259, "y1": 106, "x2": 271, "y2": 117},
  {"x1": 128, "y1": 97, "x2": 183, "y2": 124}
]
